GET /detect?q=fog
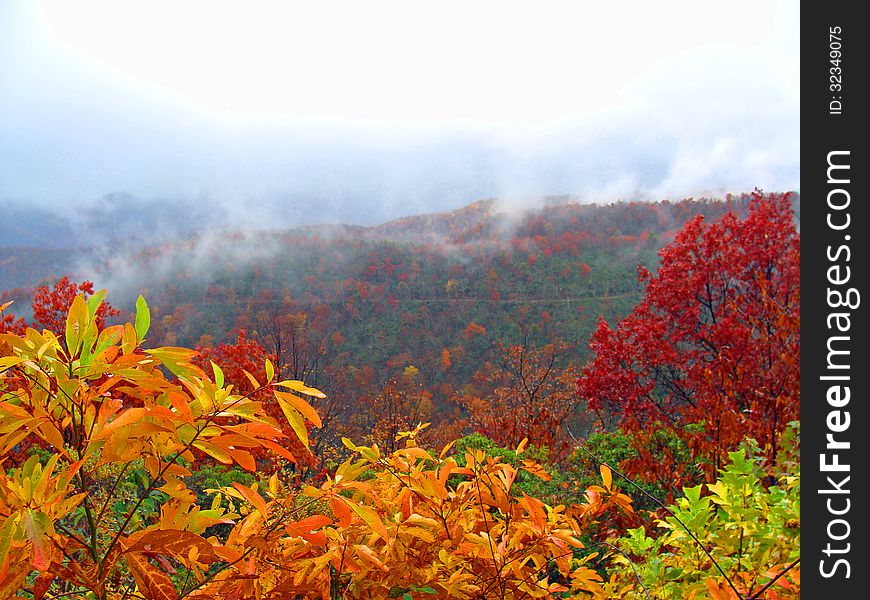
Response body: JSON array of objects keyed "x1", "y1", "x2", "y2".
[{"x1": 1, "y1": 0, "x2": 799, "y2": 246}]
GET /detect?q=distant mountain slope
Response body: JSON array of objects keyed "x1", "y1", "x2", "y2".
[
  {"x1": 2, "y1": 191, "x2": 799, "y2": 440},
  {"x1": 0, "y1": 246, "x2": 82, "y2": 291},
  {"x1": 2, "y1": 191, "x2": 797, "y2": 302}
]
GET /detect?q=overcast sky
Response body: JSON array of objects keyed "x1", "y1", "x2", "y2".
[{"x1": 0, "y1": 0, "x2": 799, "y2": 228}]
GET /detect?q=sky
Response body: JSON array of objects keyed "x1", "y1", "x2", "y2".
[{"x1": 0, "y1": 0, "x2": 800, "y2": 231}]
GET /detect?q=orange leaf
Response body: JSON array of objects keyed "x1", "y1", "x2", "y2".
[
  {"x1": 705, "y1": 579, "x2": 737, "y2": 600},
  {"x1": 91, "y1": 408, "x2": 146, "y2": 440},
  {"x1": 124, "y1": 552, "x2": 178, "y2": 600},
  {"x1": 0, "y1": 560, "x2": 30, "y2": 600},
  {"x1": 353, "y1": 544, "x2": 388, "y2": 572},
  {"x1": 214, "y1": 546, "x2": 243, "y2": 563},
  {"x1": 126, "y1": 530, "x2": 217, "y2": 565},
  {"x1": 259, "y1": 438, "x2": 299, "y2": 463},
  {"x1": 329, "y1": 497, "x2": 353, "y2": 528},
  {"x1": 521, "y1": 459, "x2": 551, "y2": 480},
  {"x1": 227, "y1": 448, "x2": 257, "y2": 472},
  {"x1": 285, "y1": 515, "x2": 333, "y2": 546},
  {"x1": 33, "y1": 573, "x2": 54, "y2": 600},
  {"x1": 232, "y1": 482, "x2": 269, "y2": 518}
]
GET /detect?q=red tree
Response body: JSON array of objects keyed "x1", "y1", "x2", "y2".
[
  {"x1": 0, "y1": 308, "x2": 26, "y2": 336},
  {"x1": 1, "y1": 277, "x2": 119, "y2": 338},
  {"x1": 31, "y1": 277, "x2": 119, "y2": 336},
  {"x1": 577, "y1": 192, "x2": 799, "y2": 485}
]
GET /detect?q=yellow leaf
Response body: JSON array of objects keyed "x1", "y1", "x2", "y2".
[
  {"x1": 516, "y1": 438, "x2": 528, "y2": 454},
  {"x1": 0, "y1": 356, "x2": 25, "y2": 373},
  {"x1": 192, "y1": 440, "x2": 233, "y2": 464},
  {"x1": 347, "y1": 501, "x2": 389, "y2": 540},
  {"x1": 210, "y1": 361, "x2": 224, "y2": 388},
  {"x1": 439, "y1": 439, "x2": 457, "y2": 458},
  {"x1": 600, "y1": 464, "x2": 613, "y2": 490},
  {"x1": 275, "y1": 379, "x2": 326, "y2": 398},
  {"x1": 276, "y1": 396, "x2": 309, "y2": 449},
  {"x1": 121, "y1": 322, "x2": 138, "y2": 354},
  {"x1": 274, "y1": 391, "x2": 322, "y2": 428},
  {"x1": 64, "y1": 295, "x2": 89, "y2": 356},
  {"x1": 242, "y1": 369, "x2": 261, "y2": 390},
  {"x1": 402, "y1": 526, "x2": 435, "y2": 543}
]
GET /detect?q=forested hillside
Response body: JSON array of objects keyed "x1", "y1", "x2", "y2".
[
  {"x1": 2, "y1": 193, "x2": 770, "y2": 448},
  {"x1": 0, "y1": 191, "x2": 800, "y2": 598}
]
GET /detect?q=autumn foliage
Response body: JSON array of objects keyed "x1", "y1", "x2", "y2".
[
  {"x1": 191, "y1": 330, "x2": 318, "y2": 471},
  {"x1": 0, "y1": 193, "x2": 801, "y2": 598},
  {"x1": 1, "y1": 277, "x2": 119, "y2": 338},
  {"x1": 0, "y1": 294, "x2": 321, "y2": 597},
  {"x1": 0, "y1": 294, "x2": 637, "y2": 599},
  {"x1": 577, "y1": 192, "x2": 799, "y2": 488},
  {"x1": 462, "y1": 339, "x2": 579, "y2": 459}
]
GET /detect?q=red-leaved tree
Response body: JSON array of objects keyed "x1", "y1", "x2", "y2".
[
  {"x1": 1, "y1": 277, "x2": 119, "y2": 339},
  {"x1": 577, "y1": 191, "x2": 799, "y2": 487},
  {"x1": 32, "y1": 277, "x2": 120, "y2": 336}
]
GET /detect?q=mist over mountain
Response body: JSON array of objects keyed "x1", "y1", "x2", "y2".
[{"x1": 0, "y1": 191, "x2": 798, "y2": 299}]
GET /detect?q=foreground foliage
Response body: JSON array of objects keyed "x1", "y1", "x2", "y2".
[
  {"x1": 0, "y1": 294, "x2": 322, "y2": 598},
  {"x1": 0, "y1": 296, "x2": 632, "y2": 599},
  {"x1": 610, "y1": 446, "x2": 800, "y2": 599}
]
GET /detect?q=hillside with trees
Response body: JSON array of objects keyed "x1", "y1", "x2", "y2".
[{"x1": 0, "y1": 191, "x2": 800, "y2": 598}]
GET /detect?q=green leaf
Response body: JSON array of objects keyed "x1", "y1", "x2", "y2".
[
  {"x1": 86, "y1": 289, "x2": 107, "y2": 318},
  {"x1": 211, "y1": 361, "x2": 224, "y2": 389},
  {"x1": 79, "y1": 319, "x2": 100, "y2": 366},
  {"x1": 134, "y1": 295, "x2": 151, "y2": 342},
  {"x1": 413, "y1": 587, "x2": 437, "y2": 595},
  {"x1": 265, "y1": 359, "x2": 275, "y2": 383}
]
